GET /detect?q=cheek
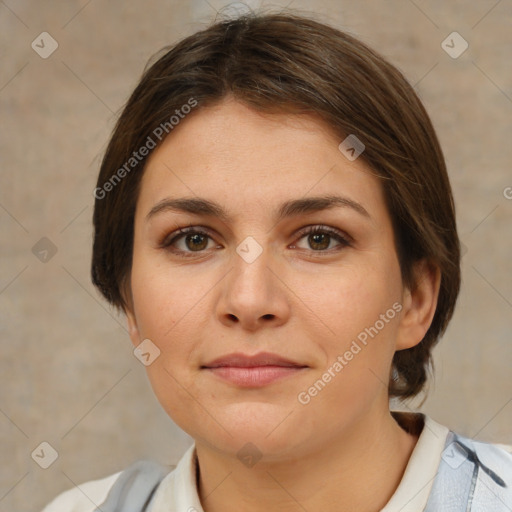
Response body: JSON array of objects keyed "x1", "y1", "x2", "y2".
[
  {"x1": 295, "y1": 259, "x2": 402, "y2": 395},
  {"x1": 129, "y1": 260, "x2": 207, "y2": 433},
  {"x1": 129, "y1": 257, "x2": 206, "y2": 398},
  {"x1": 296, "y1": 258, "x2": 402, "y2": 344},
  {"x1": 130, "y1": 253, "x2": 205, "y2": 339}
]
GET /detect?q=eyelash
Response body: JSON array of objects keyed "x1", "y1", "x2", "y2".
[{"x1": 159, "y1": 224, "x2": 352, "y2": 258}]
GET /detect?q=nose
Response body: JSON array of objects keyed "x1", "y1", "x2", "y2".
[{"x1": 216, "y1": 240, "x2": 291, "y2": 332}]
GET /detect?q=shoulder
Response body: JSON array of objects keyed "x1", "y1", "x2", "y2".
[
  {"x1": 449, "y1": 432, "x2": 512, "y2": 470},
  {"x1": 439, "y1": 429, "x2": 512, "y2": 490},
  {"x1": 425, "y1": 430, "x2": 512, "y2": 510},
  {"x1": 41, "y1": 460, "x2": 171, "y2": 512},
  {"x1": 41, "y1": 470, "x2": 122, "y2": 512}
]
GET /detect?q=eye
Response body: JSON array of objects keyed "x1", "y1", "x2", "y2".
[
  {"x1": 160, "y1": 226, "x2": 220, "y2": 256},
  {"x1": 160, "y1": 224, "x2": 352, "y2": 257},
  {"x1": 291, "y1": 225, "x2": 352, "y2": 252}
]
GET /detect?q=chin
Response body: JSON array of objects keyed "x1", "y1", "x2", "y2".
[
  {"x1": 181, "y1": 402, "x2": 310, "y2": 458},
  {"x1": 219, "y1": 401, "x2": 294, "y2": 435},
  {"x1": 201, "y1": 430, "x2": 306, "y2": 464}
]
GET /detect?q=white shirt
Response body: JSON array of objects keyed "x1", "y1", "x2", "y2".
[{"x1": 42, "y1": 412, "x2": 495, "y2": 512}]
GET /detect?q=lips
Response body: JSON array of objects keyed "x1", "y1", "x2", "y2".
[
  {"x1": 201, "y1": 352, "x2": 308, "y2": 387},
  {"x1": 202, "y1": 352, "x2": 306, "y2": 369}
]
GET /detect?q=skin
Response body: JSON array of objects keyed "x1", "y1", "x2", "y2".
[{"x1": 125, "y1": 97, "x2": 441, "y2": 512}]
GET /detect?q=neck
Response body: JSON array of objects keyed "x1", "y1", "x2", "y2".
[{"x1": 195, "y1": 409, "x2": 421, "y2": 512}]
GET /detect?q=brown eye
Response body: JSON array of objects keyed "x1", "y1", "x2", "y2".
[
  {"x1": 293, "y1": 225, "x2": 351, "y2": 252},
  {"x1": 160, "y1": 227, "x2": 218, "y2": 256}
]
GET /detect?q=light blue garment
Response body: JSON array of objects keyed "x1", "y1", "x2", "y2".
[
  {"x1": 425, "y1": 431, "x2": 512, "y2": 511},
  {"x1": 96, "y1": 432, "x2": 512, "y2": 511},
  {"x1": 93, "y1": 460, "x2": 168, "y2": 512}
]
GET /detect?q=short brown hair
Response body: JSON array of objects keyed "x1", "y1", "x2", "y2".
[{"x1": 91, "y1": 11, "x2": 461, "y2": 400}]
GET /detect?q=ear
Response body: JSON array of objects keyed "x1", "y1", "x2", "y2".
[{"x1": 395, "y1": 259, "x2": 441, "y2": 351}]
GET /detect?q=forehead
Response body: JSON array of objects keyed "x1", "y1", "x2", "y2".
[{"x1": 137, "y1": 99, "x2": 386, "y2": 223}]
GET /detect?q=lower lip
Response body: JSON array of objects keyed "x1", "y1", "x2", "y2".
[{"x1": 204, "y1": 366, "x2": 305, "y2": 387}]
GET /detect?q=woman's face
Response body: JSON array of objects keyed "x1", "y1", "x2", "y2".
[{"x1": 126, "y1": 98, "x2": 427, "y2": 460}]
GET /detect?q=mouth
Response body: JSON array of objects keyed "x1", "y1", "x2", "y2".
[{"x1": 201, "y1": 352, "x2": 308, "y2": 387}]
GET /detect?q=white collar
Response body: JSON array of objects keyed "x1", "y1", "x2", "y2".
[
  {"x1": 150, "y1": 441, "x2": 202, "y2": 511},
  {"x1": 381, "y1": 412, "x2": 449, "y2": 511}
]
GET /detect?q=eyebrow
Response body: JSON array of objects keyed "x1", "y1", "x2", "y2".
[{"x1": 146, "y1": 195, "x2": 371, "y2": 223}]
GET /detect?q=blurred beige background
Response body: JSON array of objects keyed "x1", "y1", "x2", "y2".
[{"x1": 1, "y1": 0, "x2": 511, "y2": 510}]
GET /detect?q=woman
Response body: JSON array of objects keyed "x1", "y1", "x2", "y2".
[{"x1": 42, "y1": 11, "x2": 512, "y2": 512}]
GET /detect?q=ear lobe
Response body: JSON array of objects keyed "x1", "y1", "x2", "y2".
[{"x1": 395, "y1": 260, "x2": 441, "y2": 351}]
